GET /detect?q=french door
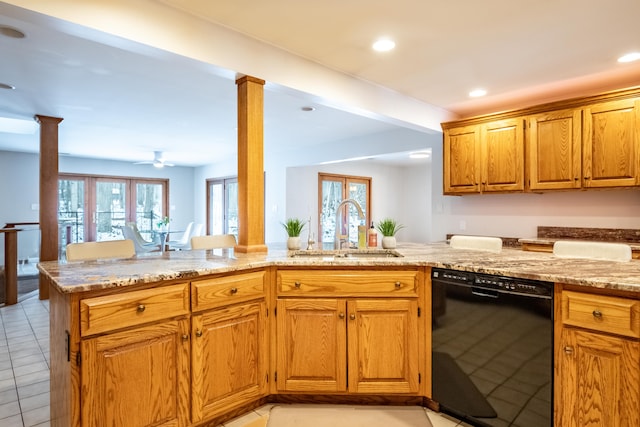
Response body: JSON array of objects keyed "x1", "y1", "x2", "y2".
[
  {"x1": 318, "y1": 173, "x2": 371, "y2": 249},
  {"x1": 58, "y1": 174, "x2": 168, "y2": 245}
]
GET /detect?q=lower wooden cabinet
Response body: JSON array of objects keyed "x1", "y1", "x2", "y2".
[
  {"x1": 80, "y1": 318, "x2": 191, "y2": 427},
  {"x1": 191, "y1": 300, "x2": 268, "y2": 422},
  {"x1": 556, "y1": 287, "x2": 640, "y2": 427},
  {"x1": 556, "y1": 328, "x2": 639, "y2": 427},
  {"x1": 276, "y1": 298, "x2": 419, "y2": 394}
]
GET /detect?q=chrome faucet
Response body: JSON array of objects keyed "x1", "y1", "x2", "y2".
[{"x1": 334, "y1": 198, "x2": 365, "y2": 249}]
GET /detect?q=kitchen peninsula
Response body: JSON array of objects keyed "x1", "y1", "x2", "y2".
[{"x1": 39, "y1": 243, "x2": 640, "y2": 427}]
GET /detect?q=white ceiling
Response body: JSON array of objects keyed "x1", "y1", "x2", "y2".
[{"x1": 0, "y1": 0, "x2": 639, "y2": 167}]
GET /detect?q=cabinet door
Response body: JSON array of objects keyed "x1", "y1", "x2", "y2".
[
  {"x1": 583, "y1": 98, "x2": 640, "y2": 188},
  {"x1": 528, "y1": 109, "x2": 582, "y2": 190},
  {"x1": 347, "y1": 299, "x2": 419, "y2": 394},
  {"x1": 443, "y1": 125, "x2": 481, "y2": 194},
  {"x1": 276, "y1": 298, "x2": 347, "y2": 392},
  {"x1": 191, "y1": 301, "x2": 267, "y2": 423},
  {"x1": 481, "y1": 118, "x2": 525, "y2": 192},
  {"x1": 556, "y1": 328, "x2": 640, "y2": 427},
  {"x1": 81, "y1": 318, "x2": 190, "y2": 427}
]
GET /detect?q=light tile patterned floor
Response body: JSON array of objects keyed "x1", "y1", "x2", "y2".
[{"x1": 0, "y1": 291, "x2": 468, "y2": 427}]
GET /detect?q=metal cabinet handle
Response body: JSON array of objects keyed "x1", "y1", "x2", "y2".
[
  {"x1": 294, "y1": 281, "x2": 301, "y2": 288},
  {"x1": 195, "y1": 330, "x2": 203, "y2": 337},
  {"x1": 181, "y1": 334, "x2": 189, "y2": 341},
  {"x1": 395, "y1": 281, "x2": 401, "y2": 288},
  {"x1": 137, "y1": 304, "x2": 146, "y2": 313},
  {"x1": 349, "y1": 313, "x2": 356, "y2": 320},
  {"x1": 592, "y1": 310, "x2": 603, "y2": 319},
  {"x1": 339, "y1": 312, "x2": 345, "y2": 319},
  {"x1": 564, "y1": 346, "x2": 574, "y2": 354},
  {"x1": 230, "y1": 287, "x2": 238, "y2": 294}
]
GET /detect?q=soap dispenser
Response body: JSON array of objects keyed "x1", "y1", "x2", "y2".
[{"x1": 367, "y1": 222, "x2": 378, "y2": 248}]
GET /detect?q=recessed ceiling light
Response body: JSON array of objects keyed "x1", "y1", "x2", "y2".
[
  {"x1": 0, "y1": 25, "x2": 26, "y2": 39},
  {"x1": 372, "y1": 38, "x2": 395, "y2": 52},
  {"x1": 618, "y1": 52, "x2": 640, "y2": 63},
  {"x1": 301, "y1": 106, "x2": 315, "y2": 112},
  {"x1": 409, "y1": 151, "x2": 431, "y2": 159},
  {"x1": 469, "y1": 88, "x2": 487, "y2": 98},
  {"x1": 0, "y1": 83, "x2": 15, "y2": 90}
]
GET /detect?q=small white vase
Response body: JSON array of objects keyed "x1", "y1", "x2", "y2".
[
  {"x1": 381, "y1": 236, "x2": 396, "y2": 249},
  {"x1": 287, "y1": 236, "x2": 301, "y2": 250}
]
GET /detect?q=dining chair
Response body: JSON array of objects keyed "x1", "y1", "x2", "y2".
[
  {"x1": 122, "y1": 223, "x2": 160, "y2": 253},
  {"x1": 66, "y1": 239, "x2": 135, "y2": 261},
  {"x1": 167, "y1": 222, "x2": 194, "y2": 251},
  {"x1": 190, "y1": 234, "x2": 237, "y2": 250}
]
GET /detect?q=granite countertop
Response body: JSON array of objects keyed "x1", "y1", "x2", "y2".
[{"x1": 37, "y1": 242, "x2": 640, "y2": 294}]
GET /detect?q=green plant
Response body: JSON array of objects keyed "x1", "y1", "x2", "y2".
[
  {"x1": 376, "y1": 218, "x2": 405, "y2": 237},
  {"x1": 281, "y1": 218, "x2": 306, "y2": 237},
  {"x1": 156, "y1": 216, "x2": 170, "y2": 229}
]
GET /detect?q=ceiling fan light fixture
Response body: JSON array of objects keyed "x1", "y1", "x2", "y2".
[
  {"x1": 153, "y1": 162, "x2": 164, "y2": 168},
  {"x1": 618, "y1": 52, "x2": 640, "y2": 63}
]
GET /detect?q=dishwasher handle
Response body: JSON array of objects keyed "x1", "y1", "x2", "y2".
[{"x1": 471, "y1": 287, "x2": 499, "y2": 298}]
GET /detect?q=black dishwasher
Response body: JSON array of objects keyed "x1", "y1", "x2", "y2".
[{"x1": 431, "y1": 268, "x2": 553, "y2": 427}]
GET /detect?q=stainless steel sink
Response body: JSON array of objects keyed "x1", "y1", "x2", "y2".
[{"x1": 288, "y1": 249, "x2": 403, "y2": 258}]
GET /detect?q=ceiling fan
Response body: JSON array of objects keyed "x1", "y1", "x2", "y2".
[{"x1": 135, "y1": 151, "x2": 174, "y2": 168}]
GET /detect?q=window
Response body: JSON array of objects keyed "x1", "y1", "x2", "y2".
[
  {"x1": 318, "y1": 173, "x2": 371, "y2": 249},
  {"x1": 207, "y1": 177, "x2": 238, "y2": 237},
  {"x1": 58, "y1": 174, "x2": 168, "y2": 247}
]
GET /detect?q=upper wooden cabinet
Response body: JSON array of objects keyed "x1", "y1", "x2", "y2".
[
  {"x1": 583, "y1": 98, "x2": 640, "y2": 188},
  {"x1": 443, "y1": 86, "x2": 640, "y2": 194},
  {"x1": 443, "y1": 118, "x2": 524, "y2": 194},
  {"x1": 527, "y1": 109, "x2": 582, "y2": 191}
]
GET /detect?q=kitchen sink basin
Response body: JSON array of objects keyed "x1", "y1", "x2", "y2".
[{"x1": 288, "y1": 249, "x2": 403, "y2": 258}]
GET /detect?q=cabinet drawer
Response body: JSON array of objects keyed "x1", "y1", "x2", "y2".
[
  {"x1": 80, "y1": 283, "x2": 190, "y2": 337},
  {"x1": 191, "y1": 270, "x2": 265, "y2": 311},
  {"x1": 562, "y1": 290, "x2": 640, "y2": 338},
  {"x1": 277, "y1": 270, "x2": 418, "y2": 296}
]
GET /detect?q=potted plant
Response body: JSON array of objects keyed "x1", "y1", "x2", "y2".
[
  {"x1": 376, "y1": 218, "x2": 405, "y2": 249},
  {"x1": 281, "y1": 218, "x2": 306, "y2": 250}
]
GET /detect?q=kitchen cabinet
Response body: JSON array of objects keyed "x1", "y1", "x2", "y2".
[
  {"x1": 527, "y1": 108, "x2": 582, "y2": 191},
  {"x1": 190, "y1": 271, "x2": 268, "y2": 422},
  {"x1": 582, "y1": 98, "x2": 640, "y2": 188},
  {"x1": 81, "y1": 318, "x2": 191, "y2": 427},
  {"x1": 443, "y1": 118, "x2": 524, "y2": 194},
  {"x1": 275, "y1": 269, "x2": 422, "y2": 394},
  {"x1": 555, "y1": 287, "x2": 640, "y2": 427},
  {"x1": 444, "y1": 87, "x2": 640, "y2": 194},
  {"x1": 79, "y1": 283, "x2": 191, "y2": 427}
]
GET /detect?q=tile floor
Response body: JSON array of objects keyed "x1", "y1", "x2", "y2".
[{"x1": 0, "y1": 290, "x2": 469, "y2": 427}]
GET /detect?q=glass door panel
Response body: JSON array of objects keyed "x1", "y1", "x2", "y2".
[
  {"x1": 226, "y1": 180, "x2": 238, "y2": 237},
  {"x1": 320, "y1": 178, "x2": 343, "y2": 249},
  {"x1": 209, "y1": 182, "x2": 224, "y2": 235},
  {"x1": 346, "y1": 180, "x2": 368, "y2": 244},
  {"x1": 135, "y1": 182, "x2": 165, "y2": 242},
  {"x1": 95, "y1": 180, "x2": 127, "y2": 242},
  {"x1": 207, "y1": 178, "x2": 238, "y2": 238},
  {"x1": 58, "y1": 178, "x2": 86, "y2": 244}
]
